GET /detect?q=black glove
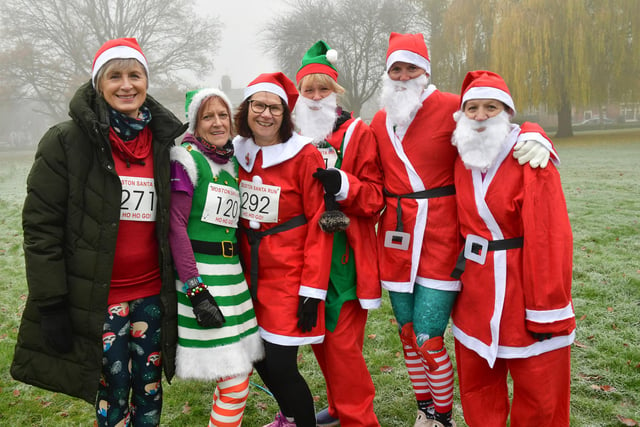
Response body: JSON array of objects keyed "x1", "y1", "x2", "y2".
[
  {"x1": 189, "y1": 289, "x2": 226, "y2": 328},
  {"x1": 530, "y1": 332, "x2": 552, "y2": 341},
  {"x1": 38, "y1": 300, "x2": 73, "y2": 353},
  {"x1": 313, "y1": 168, "x2": 341, "y2": 195},
  {"x1": 296, "y1": 296, "x2": 321, "y2": 333}
]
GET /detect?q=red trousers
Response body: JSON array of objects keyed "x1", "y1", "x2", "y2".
[
  {"x1": 312, "y1": 300, "x2": 379, "y2": 427},
  {"x1": 455, "y1": 340, "x2": 571, "y2": 427}
]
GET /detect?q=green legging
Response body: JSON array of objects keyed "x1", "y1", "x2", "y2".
[{"x1": 389, "y1": 286, "x2": 457, "y2": 346}]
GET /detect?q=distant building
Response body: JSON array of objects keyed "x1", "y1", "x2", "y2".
[{"x1": 219, "y1": 75, "x2": 245, "y2": 109}]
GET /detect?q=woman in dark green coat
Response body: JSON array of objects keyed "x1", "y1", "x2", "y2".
[{"x1": 11, "y1": 38, "x2": 185, "y2": 426}]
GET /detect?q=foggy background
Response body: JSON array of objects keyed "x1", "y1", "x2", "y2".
[{"x1": 0, "y1": 0, "x2": 638, "y2": 152}]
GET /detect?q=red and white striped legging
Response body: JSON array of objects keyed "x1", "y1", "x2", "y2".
[{"x1": 209, "y1": 374, "x2": 250, "y2": 427}]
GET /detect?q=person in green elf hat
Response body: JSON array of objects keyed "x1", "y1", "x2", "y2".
[
  {"x1": 168, "y1": 88, "x2": 264, "y2": 427},
  {"x1": 294, "y1": 40, "x2": 385, "y2": 427}
]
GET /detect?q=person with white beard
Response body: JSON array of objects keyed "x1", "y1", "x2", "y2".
[
  {"x1": 370, "y1": 33, "x2": 556, "y2": 427},
  {"x1": 450, "y1": 70, "x2": 575, "y2": 426},
  {"x1": 294, "y1": 40, "x2": 384, "y2": 427}
]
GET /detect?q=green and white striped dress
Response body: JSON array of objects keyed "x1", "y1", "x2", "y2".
[{"x1": 171, "y1": 143, "x2": 263, "y2": 380}]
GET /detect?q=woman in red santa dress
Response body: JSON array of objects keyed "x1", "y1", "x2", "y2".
[
  {"x1": 233, "y1": 72, "x2": 333, "y2": 427},
  {"x1": 450, "y1": 70, "x2": 575, "y2": 427}
]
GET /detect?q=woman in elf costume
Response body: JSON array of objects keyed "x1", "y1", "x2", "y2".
[
  {"x1": 169, "y1": 88, "x2": 264, "y2": 427},
  {"x1": 294, "y1": 40, "x2": 384, "y2": 427}
]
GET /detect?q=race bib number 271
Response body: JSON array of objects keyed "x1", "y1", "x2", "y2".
[
  {"x1": 120, "y1": 176, "x2": 156, "y2": 222},
  {"x1": 239, "y1": 180, "x2": 280, "y2": 223}
]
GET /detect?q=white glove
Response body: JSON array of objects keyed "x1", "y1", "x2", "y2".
[{"x1": 513, "y1": 140, "x2": 550, "y2": 168}]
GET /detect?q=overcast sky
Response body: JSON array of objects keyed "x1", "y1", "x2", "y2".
[{"x1": 197, "y1": 0, "x2": 291, "y2": 89}]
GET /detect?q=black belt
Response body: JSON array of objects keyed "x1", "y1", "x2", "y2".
[
  {"x1": 450, "y1": 236, "x2": 524, "y2": 279},
  {"x1": 241, "y1": 214, "x2": 307, "y2": 300},
  {"x1": 384, "y1": 185, "x2": 456, "y2": 232},
  {"x1": 190, "y1": 240, "x2": 238, "y2": 257}
]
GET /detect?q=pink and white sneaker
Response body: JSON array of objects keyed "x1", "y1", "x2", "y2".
[{"x1": 262, "y1": 412, "x2": 297, "y2": 427}]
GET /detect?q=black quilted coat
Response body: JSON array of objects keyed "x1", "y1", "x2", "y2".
[{"x1": 11, "y1": 81, "x2": 186, "y2": 404}]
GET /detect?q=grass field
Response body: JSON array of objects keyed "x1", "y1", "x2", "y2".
[{"x1": 0, "y1": 129, "x2": 639, "y2": 426}]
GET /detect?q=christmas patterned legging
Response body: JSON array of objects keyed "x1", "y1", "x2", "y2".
[
  {"x1": 96, "y1": 295, "x2": 163, "y2": 427},
  {"x1": 389, "y1": 286, "x2": 458, "y2": 417}
]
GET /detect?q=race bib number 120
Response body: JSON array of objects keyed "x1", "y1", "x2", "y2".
[
  {"x1": 120, "y1": 176, "x2": 156, "y2": 222},
  {"x1": 202, "y1": 183, "x2": 240, "y2": 228},
  {"x1": 239, "y1": 180, "x2": 280, "y2": 223}
]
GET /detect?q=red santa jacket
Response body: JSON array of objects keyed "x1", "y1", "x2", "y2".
[
  {"x1": 451, "y1": 124, "x2": 575, "y2": 367},
  {"x1": 370, "y1": 87, "x2": 462, "y2": 293},
  {"x1": 324, "y1": 116, "x2": 384, "y2": 306},
  {"x1": 234, "y1": 133, "x2": 333, "y2": 346}
]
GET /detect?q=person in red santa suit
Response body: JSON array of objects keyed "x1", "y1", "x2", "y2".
[
  {"x1": 294, "y1": 40, "x2": 384, "y2": 427},
  {"x1": 233, "y1": 72, "x2": 333, "y2": 427},
  {"x1": 370, "y1": 33, "x2": 557, "y2": 427},
  {"x1": 449, "y1": 70, "x2": 575, "y2": 427}
]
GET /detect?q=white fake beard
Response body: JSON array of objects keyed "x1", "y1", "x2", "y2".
[
  {"x1": 294, "y1": 92, "x2": 338, "y2": 142},
  {"x1": 452, "y1": 111, "x2": 512, "y2": 173},
  {"x1": 380, "y1": 73, "x2": 428, "y2": 127}
]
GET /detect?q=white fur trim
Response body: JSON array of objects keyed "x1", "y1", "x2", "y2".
[
  {"x1": 386, "y1": 50, "x2": 430, "y2": 75},
  {"x1": 171, "y1": 144, "x2": 237, "y2": 189},
  {"x1": 92, "y1": 46, "x2": 148, "y2": 87},
  {"x1": 243, "y1": 82, "x2": 288, "y2": 105},
  {"x1": 175, "y1": 333, "x2": 264, "y2": 380},
  {"x1": 187, "y1": 88, "x2": 234, "y2": 134},
  {"x1": 415, "y1": 276, "x2": 462, "y2": 292},
  {"x1": 233, "y1": 133, "x2": 313, "y2": 172},
  {"x1": 526, "y1": 303, "x2": 575, "y2": 323},
  {"x1": 299, "y1": 285, "x2": 327, "y2": 300},
  {"x1": 170, "y1": 145, "x2": 198, "y2": 187},
  {"x1": 359, "y1": 298, "x2": 381, "y2": 310},
  {"x1": 462, "y1": 87, "x2": 516, "y2": 116},
  {"x1": 259, "y1": 327, "x2": 324, "y2": 345}
]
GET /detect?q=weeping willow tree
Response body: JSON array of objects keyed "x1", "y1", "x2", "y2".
[
  {"x1": 431, "y1": 0, "x2": 640, "y2": 137},
  {"x1": 428, "y1": 0, "x2": 500, "y2": 94}
]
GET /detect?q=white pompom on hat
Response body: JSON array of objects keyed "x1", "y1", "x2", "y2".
[
  {"x1": 459, "y1": 70, "x2": 516, "y2": 116},
  {"x1": 92, "y1": 37, "x2": 149, "y2": 88},
  {"x1": 385, "y1": 32, "x2": 430, "y2": 75},
  {"x1": 296, "y1": 40, "x2": 339, "y2": 83}
]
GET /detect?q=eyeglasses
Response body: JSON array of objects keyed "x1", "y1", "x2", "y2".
[{"x1": 249, "y1": 100, "x2": 285, "y2": 117}]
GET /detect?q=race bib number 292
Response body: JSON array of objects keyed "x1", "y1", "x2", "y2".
[
  {"x1": 120, "y1": 176, "x2": 156, "y2": 222},
  {"x1": 239, "y1": 180, "x2": 280, "y2": 223}
]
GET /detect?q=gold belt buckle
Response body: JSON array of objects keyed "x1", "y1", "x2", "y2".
[{"x1": 222, "y1": 241, "x2": 234, "y2": 258}]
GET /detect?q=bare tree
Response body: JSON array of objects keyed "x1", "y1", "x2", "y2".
[
  {"x1": 0, "y1": 0, "x2": 222, "y2": 121},
  {"x1": 264, "y1": 0, "x2": 428, "y2": 116}
]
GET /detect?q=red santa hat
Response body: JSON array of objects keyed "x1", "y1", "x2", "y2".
[
  {"x1": 385, "y1": 32, "x2": 430, "y2": 75},
  {"x1": 460, "y1": 70, "x2": 516, "y2": 116},
  {"x1": 243, "y1": 72, "x2": 299, "y2": 110},
  {"x1": 92, "y1": 38, "x2": 149, "y2": 88}
]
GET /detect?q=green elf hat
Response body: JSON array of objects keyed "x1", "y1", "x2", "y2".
[
  {"x1": 296, "y1": 40, "x2": 338, "y2": 84},
  {"x1": 184, "y1": 88, "x2": 233, "y2": 134},
  {"x1": 185, "y1": 89, "x2": 199, "y2": 119}
]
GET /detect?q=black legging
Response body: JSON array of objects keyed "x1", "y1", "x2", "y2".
[{"x1": 254, "y1": 340, "x2": 315, "y2": 427}]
